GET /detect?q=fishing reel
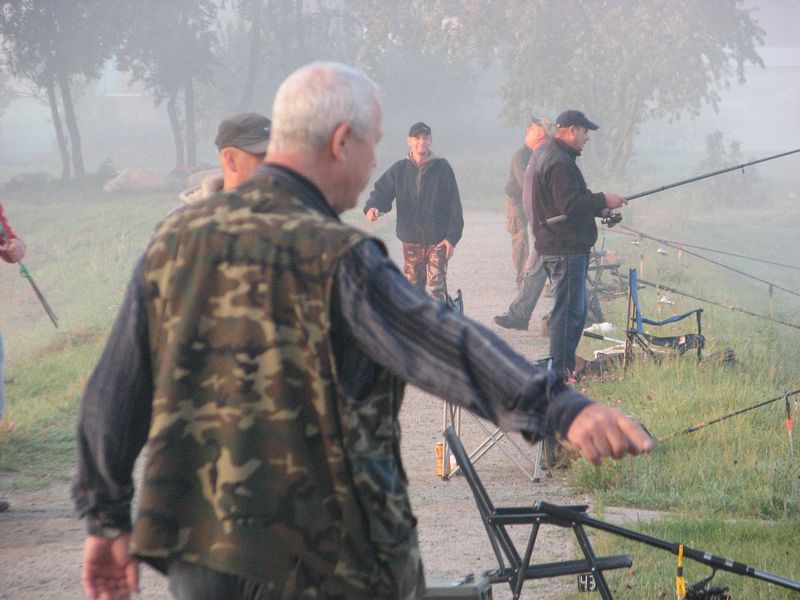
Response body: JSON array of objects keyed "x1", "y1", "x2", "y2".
[
  {"x1": 601, "y1": 211, "x2": 623, "y2": 227},
  {"x1": 685, "y1": 571, "x2": 731, "y2": 600}
]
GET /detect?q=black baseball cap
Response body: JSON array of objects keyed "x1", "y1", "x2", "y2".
[
  {"x1": 408, "y1": 121, "x2": 432, "y2": 137},
  {"x1": 214, "y1": 112, "x2": 271, "y2": 153},
  {"x1": 555, "y1": 110, "x2": 599, "y2": 131}
]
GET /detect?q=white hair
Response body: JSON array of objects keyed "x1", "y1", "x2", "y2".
[{"x1": 268, "y1": 62, "x2": 380, "y2": 154}]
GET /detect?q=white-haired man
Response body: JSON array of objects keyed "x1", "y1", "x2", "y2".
[{"x1": 73, "y1": 64, "x2": 652, "y2": 600}]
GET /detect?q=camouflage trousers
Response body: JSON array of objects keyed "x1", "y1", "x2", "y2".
[
  {"x1": 402, "y1": 242, "x2": 448, "y2": 302},
  {"x1": 505, "y1": 197, "x2": 530, "y2": 288}
]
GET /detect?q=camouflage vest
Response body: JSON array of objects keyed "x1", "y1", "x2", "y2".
[{"x1": 132, "y1": 174, "x2": 422, "y2": 599}]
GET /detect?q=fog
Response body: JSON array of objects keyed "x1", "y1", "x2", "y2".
[{"x1": 0, "y1": 0, "x2": 798, "y2": 209}]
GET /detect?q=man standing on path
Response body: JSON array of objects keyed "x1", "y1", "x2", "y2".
[
  {"x1": 364, "y1": 122, "x2": 463, "y2": 302},
  {"x1": 502, "y1": 124, "x2": 532, "y2": 288},
  {"x1": 530, "y1": 109, "x2": 626, "y2": 377},
  {"x1": 179, "y1": 112, "x2": 271, "y2": 204},
  {"x1": 73, "y1": 68, "x2": 651, "y2": 600},
  {"x1": 0, "y1": 203, "x2": 26, "y2": 514},
  {"x1": 494, "y1": 116, "x2": 553, "y2": 332}
]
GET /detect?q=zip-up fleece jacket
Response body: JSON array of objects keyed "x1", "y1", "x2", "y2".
[
  {"x1": 531, "y1": 139, "x2": 606, "y2": 255},
  {"x1": 364, "y1": 154, "x2": 463, "y2": 246}
]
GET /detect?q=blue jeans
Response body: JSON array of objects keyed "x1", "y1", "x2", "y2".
[
  {"x1": 541, "y1": 253, "x2": 589, "y2": 376},
  {"x1": 506, "y1": 246, "x2": 548, "y2": 323}
]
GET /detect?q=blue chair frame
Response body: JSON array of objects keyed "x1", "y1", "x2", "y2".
[{"x1": 624, "y1": 269, "x2": 704, "y2": 367}]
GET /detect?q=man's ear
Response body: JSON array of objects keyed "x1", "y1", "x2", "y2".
[
  {"x1": 330, "y1": 122, "x2": 352, "y2": 161},
  {"x1": 220, "y1": 147, "x2": 237, "y2": 172}
]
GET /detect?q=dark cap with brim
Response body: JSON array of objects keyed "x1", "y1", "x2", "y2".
[
  {"x1": 556, "y1": 110, "x2": 599, "y2": 131},
  {"x1": 214, "y1": 112, "x2": 271, "y2": 153},
  {"x1": 408, "y1": 121, "x2": 432, "y2": 137}
]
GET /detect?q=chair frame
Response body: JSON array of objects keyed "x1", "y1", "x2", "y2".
[
  {"x1": 444, "y1": 427, "x2": 632, "y2": 599},
  {"x1": 623, "y1": 268, "x2": 704, "y2": 368}
]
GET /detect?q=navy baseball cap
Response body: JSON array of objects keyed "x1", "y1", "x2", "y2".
[
  {"x1": 555, "y1": 110, "x2": 599, "y2": 131},
  {"x1": 408, "y1": 121, "x2": 432, "y2": 137}
]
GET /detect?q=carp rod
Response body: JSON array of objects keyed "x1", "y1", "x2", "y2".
[
  {"x1": 659, "y1": 388, "x2": 800, "y2": 441},
  {"x1": 533, "y1": 500, "x2": 800, "y2": 594},
  {"x1": 544, "y1": 147, "x2": 800, "y2": 226},
  {"x1": 616, "y1": 224, "x2": 800, "y2": 298},
  {"x1": 614, "y1": 270, "x2": 800, "y2": 332}
]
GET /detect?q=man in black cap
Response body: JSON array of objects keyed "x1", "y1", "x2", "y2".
[
  {"x1": 180, "y1": 112, "x2": 271, "y2": 204},
  {"x1": 364, "y1": 121, "x2": 463, "y2": 302},
  {"x1": 530, "y1": 109, "x2": 626, "y2": 378}
]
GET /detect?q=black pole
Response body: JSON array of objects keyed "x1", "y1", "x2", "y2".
[
  {"x1": 662, "y1": 389, "x2": 800, "y2": 439},
  {"x1": 544, "y1": 148, "x2": 800, "y2": 225},
  {"x1": 533, "y1": 501, "x2": 800, "y2": 592}
]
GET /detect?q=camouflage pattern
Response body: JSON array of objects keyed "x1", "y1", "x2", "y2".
[
  {"x1": 132, "y1": 173, "x2": 423, "y2": 599},
  {"x1": 401, "y1": 242, "x2": 448, "y2": 302}
]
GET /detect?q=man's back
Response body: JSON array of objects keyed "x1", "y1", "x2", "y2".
[{"x1": 136, "y1": 172, "x2": 420, "y2": 598}]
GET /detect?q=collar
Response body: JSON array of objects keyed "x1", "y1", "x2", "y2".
[
  {"x1": 554, "y1": 138, "x2": 582, "y2": 158},
  {"x1": 252, "y1": 163, "x2": 339, "y2": 220}
]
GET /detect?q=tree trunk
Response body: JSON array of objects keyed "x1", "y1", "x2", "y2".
[
  {"x1": 236, "y1": 0, "x2": 263, "y2": 112},
  {"x1": 45, "y1": 78, "x2": 71, "y2": 180},
  {"x1": 167, "y1": 90, "x2": 185, "y2": 168},
  {"x1": 184, "y1": 73, "x2": 196, "y2": 168},
  {"x1": 57, "y1": 74, "x2": 84, "y2": 177}
]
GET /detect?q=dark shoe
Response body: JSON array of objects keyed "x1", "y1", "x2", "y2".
[
  {"x1": 0, "y1": 500, "x2": 9, "y2": 512},
  {"x1": 493, "y1": 313, "x2": 528, "y2": 331}
]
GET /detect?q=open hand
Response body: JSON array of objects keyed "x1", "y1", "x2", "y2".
[{"x1": 82, "y1": 534, "x2": 139, "y2": 600}]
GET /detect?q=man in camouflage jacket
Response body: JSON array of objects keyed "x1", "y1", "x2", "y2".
[{"x1": 73, "y1": 63, "x2": 652, "y2": 600}]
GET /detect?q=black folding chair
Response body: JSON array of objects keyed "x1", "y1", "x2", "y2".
[
  {"x1": 623, "y1": 268, "x2": 704, "y2": 368},
  {"x1": 444, "y1": 427, "x2": 633, "y2": 599}
]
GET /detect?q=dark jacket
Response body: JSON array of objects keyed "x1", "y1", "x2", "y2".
[
  {"x1": 531, "y1": 139, "x2": 606, "y2": 255},
  {"x1": 364, "y1": 155, "x2": 463, "y2": 246}
]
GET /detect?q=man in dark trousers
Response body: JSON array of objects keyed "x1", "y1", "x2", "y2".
[
  {"x1": 364, "y1": 122, "x2": 463, "y2": 302},
  {"x1": 530, "y1": 110, "x2": 626, "y2": 377},
  {"x1": 73, "y1": 73, "x2": 650, "y2": 600},
  {"x1": 494, "y1": 116, "x2": 552, "y2": 331}
]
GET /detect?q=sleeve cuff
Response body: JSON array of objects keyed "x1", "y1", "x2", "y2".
[
  {"x1": 86, "y1": 513, "x2": 133, "y2": 537},
  {"x1": 544, "y1": 383, "x2": 594, "y2": 439}
]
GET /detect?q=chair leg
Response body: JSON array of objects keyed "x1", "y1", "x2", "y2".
[
  {"x1": 513, "y1": 520, "x2": 542, "y2": 599},
  {"x1": 572, "y1": 523, "x2": 614, "y2": 600}
]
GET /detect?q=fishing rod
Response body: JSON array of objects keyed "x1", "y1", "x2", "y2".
[
  {"x1": 603, "y1": 228, "x2": 800, "y2": 272},
  {"x1": 660, "y1": 388, "x2": 800, "y2": 440},
  {"x1": 615, "y1": 270, "x2": 800, "y2": 332},
  {"x1": 616, "y1": 224, "x2": 800, "y2": 298},
  {"x1": 0, "y1": 222, "x2": 58, "y2": 328},
  {"x1": 544, "y1": 147, "x2": 800, "y2": 226},
  {"x1": 534, "y1": 500, "x2": 800, "y2": 595}
]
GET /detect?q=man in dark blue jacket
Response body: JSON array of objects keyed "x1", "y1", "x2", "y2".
[
  {"x1": 530, "y1": 110, "x2": 626, "y2": 377},
  {"x1": 364, "y1": 122, "x2": 463, "y2": 302}
]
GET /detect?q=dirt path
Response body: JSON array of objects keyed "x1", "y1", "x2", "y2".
[{"x1": 0, "y1": 210, "x2": 610, "y2": 599}]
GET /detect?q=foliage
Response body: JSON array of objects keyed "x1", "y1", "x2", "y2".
[
  {"x1": 0, "y1": 0, "x2": 121, "y2": 177},
  {"x1": 691, "y1": 130, "x2": 762, "y2": 207},
  {"x1": 496, "y1": 0, "x2": 765, "y2": 175},
  {"x1": 115, "y1": 0, "x2": 222, "y2": 168}
]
